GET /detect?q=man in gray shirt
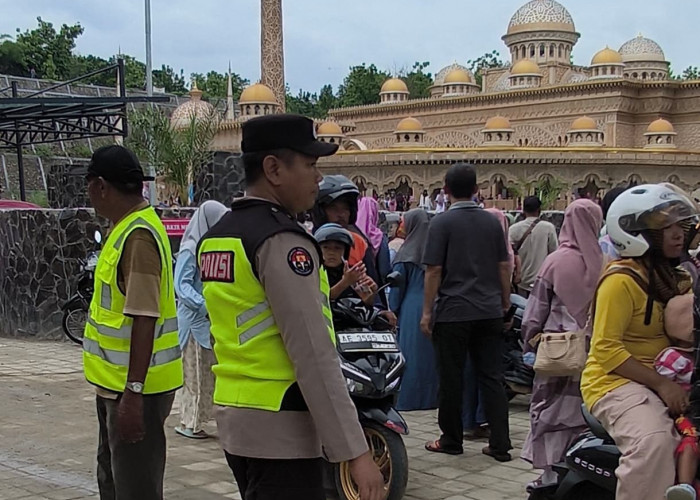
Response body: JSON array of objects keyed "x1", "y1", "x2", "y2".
[
  {"x1": 509, "y1": 196, "x2": 558, "y2": 294},
  {"x1": 421, "y1": 163, "x2": 513, "y2": 462}
]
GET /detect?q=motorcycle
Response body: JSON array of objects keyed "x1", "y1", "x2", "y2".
[
  {"x1": 61, "y1": 231, "x2": 102, "y2": 344},
  {"x1": 504, "y1": 293, "x2": 534, "y2": 400},
  {"x1": 325, "y1": 272, "x2": 409, "y2": 500}
]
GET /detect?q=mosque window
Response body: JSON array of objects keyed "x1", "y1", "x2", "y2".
[
  {"x1": 540, "y1": 44, "x2": 546, "y2": 57},
  {"x1": 254, "y1": 104, "x2": 260, "y2": 114},
  {"x1": 559, "y1": 44, "x2": 564, "y2": 58},
  {"x1": 642, "y1": 72, "x2": 648, "y2": 79},
  {"x1": 529, "y1": 44, "x2": 535, "y2": 57},
  {"x1": 414, "y1": 134, "x2": 420, "y2": 142},
  {"x1": 404, "y1": 134, "x2": 410, "y2": 142},
  {"x1": 549, "y1": 44, "x2": 555, "y2": 58},
  {"x1": 521, "y1": 46, "x2": 527, "y2": 59},
  {"x1": 632, "y1": 72, "x2": 638, "y2": 78}
]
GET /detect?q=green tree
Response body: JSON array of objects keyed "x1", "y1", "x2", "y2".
[
  {"x1": 126, "y1": 106, "x2": 219, "y2": 205},
  {"x1": 286, "y1": 88, "x2": 319, "y2": 117},
  {"x1": 16, "y1": 17, "x2": 84, "y2": 80},
  {"x1": 401, "y1": 61, "x2": 433, "y2": 98},
  {"x1": 671, "y1": 66, "x2": 700, "y2": 80},
  {"x1": 191, "y1": 70, "x2": 248, "y2": 100},
  {"x1": 317, "y1": 84, "x2": 338, "y2": 116},
  {"x1": 337, "y1": 63, "x2": 390, "y2": 107},
  {"x1": 153, "y1": 65, "x2": 188, "y2": 94},
  {"x1": 467, "y1": 50, "x2": 506, "y2": 86},
  {"x1": 535, "y1": 176, "x2": 566, "y2": 210},
  {"x1": 0, "y1": 38, "x2": 27, "y2": 76}
]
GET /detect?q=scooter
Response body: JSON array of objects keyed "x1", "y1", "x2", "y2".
[
  {"x1": 325, "y1": 272, "x2": 409, "y2": 500},
  {"x1": 504, "y1": 293, "x2": 534, "y2": 400},
  {"x1": 61, "y1": 230, "x2": 102, "y2": 344}
]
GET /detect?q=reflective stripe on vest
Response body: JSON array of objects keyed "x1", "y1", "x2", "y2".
[
  {"x1": 199, "y1": 236, "x2": 334, "y2": 412},
  {"x1": 83, "y1": 206, "x2": 182, "y2": 395}
]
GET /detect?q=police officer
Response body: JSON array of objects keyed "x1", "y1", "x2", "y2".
[
  {"x1": 198, "y1": 114, "x2": 385, "y2": 500},
  {"x1": 81, "y1": 145, "x2": 183, "y2": 499}
]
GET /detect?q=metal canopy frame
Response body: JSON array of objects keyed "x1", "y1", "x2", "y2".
[{"x1": 0, "y1": 59, "x2": 168, "y2": 200}]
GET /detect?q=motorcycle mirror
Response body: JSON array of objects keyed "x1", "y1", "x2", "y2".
[
  {"x1": 94, "y1": 230, "x2": 102, "y2": 244},
  {"x1": 385, "y1": 271, "x2": 403, "y2": 288}
]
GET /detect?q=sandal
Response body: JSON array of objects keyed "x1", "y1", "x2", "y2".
[
  {"x1": 425, "y1": 439, "x2": 463, "y2": 455},
  {"x1": 175, "y1": 426, "x2": 209, "y2": 440},
  {"x1": 482, "y1": 446, "x2": 512, "y2": 462}
]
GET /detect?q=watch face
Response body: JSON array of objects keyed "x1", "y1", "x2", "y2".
[{"x1": 128, "y1": 382, "x2": 144, "y2": 393}]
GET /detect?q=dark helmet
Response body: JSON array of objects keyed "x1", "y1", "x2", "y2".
[
  {"x1": 313, "y1": 175, "x2": 360, "y2": 227},
  {"x1": 314, "y1": 223, "x2": 354, "y2": 259}
]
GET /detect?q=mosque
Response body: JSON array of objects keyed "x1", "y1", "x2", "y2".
[{"x1": 171, "y1": 0, "x2": 700, "y2": 208}]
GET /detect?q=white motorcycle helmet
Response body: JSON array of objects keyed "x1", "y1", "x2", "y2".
[{"x1": 606, "y1": 184, "x2": 698, "y2": 258}]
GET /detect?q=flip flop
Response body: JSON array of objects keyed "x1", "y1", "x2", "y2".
[
  {"x1": 175, "y1": 426, "x2": 209, "y2": 440},
  {"x1": 425, "y1": 439, "x2": 463, "y2": 455},
  {"x1": 482, "y1": 446, "x2": 512, "y2": 462}
]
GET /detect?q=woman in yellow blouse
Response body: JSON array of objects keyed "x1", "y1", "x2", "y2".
[{"x1": 581, "y1": 184, "x2": 697, "y2": 500}]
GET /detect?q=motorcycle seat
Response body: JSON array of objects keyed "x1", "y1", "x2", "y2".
[{"x1": 581, "y1": 404, "x2": 614, "y2": 442}]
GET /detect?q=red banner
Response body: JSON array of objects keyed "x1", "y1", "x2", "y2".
[{"x1": 162, "y1": 219, "x2": 189, "y2": 237}]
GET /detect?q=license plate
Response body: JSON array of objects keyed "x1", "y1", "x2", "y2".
[{"x1": 337, "y1": 332, "x2": 398, "y2": 352}]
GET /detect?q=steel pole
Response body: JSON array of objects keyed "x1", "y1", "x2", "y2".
[
  {"x1": 145, "y1": 0, "x2": 153, "y2": 96},
  {"x1": 11, "y1": 82, "x2": 26, "y2": 201}
]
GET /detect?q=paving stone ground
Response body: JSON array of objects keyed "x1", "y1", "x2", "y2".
[{"x1": 0, "y1": 339, "x2": 540, "y2": 499}]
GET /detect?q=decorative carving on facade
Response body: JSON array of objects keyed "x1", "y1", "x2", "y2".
[{"x1": 260, "y1": 0, "x2": 285, "y2": 111}]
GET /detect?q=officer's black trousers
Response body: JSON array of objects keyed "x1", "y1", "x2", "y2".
[{"x1": 225, "y1": 452, "x2": 325, "y2": 500}]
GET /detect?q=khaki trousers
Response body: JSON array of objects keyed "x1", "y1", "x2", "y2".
[{"x1": 592, "y1": 382, "x2": 679, "y2": 500}]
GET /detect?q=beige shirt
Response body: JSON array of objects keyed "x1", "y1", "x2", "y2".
[
  {"x1": 216, "y1": 231, "x2": 369, "y2": 463},
  {"x1": 509, "y1": 217, "x2": 558, "y2": 289},
  {"x1": 95, "y1": 202, "x2": 162, "y2": 399}
]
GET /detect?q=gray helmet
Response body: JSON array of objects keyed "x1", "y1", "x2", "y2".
[
  {"x1": 317, "y1": 175, "x2": 360, "y2": 207},
  {"x1": 313, "y1": 223, "x2": 354, "y2": 251}
]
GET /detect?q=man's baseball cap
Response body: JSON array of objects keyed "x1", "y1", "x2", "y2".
[
  {"x1": 82, "y1": 145, "x2": 154, "y2": 183},
  {"x1": 241, "y1": 114, "x2": 339, "y2": 157}
]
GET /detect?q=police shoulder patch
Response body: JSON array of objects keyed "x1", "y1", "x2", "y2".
[
  {"x1": 287, "y1": 247, "x2": 314, "y2": 276},
  {"x1": 200, "y1": 251, "x2": 235, "y2": 282}
]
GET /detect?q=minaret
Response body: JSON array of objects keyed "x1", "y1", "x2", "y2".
[
  {"x1": 225, "y1": 62, "x2": 235, "y2": 121},
  {"x1": 260, "y1": 0, "x2": 285, "y2": 111}
]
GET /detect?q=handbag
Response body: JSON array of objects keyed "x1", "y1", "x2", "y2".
[{"x1": 530, "y1": 331, "x2": 587, "y2": 377}]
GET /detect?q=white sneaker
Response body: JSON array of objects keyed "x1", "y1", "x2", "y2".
[{"x1": 666, "y1": 484, "x2": 697, "y2": 500}]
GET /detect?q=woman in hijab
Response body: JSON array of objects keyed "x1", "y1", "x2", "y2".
[
  {"x1": 520, "y1": 199, "x2": 604, "y2": 490},
  {"x1": 174, "y1": 200, "x2": 228, "y2": 439},
  {"x1": 357, "y1": 196, "x2": 392, "y2": 286},
  {"x1": 389, "y1": 209, "x2": 439, "y2": 410}
]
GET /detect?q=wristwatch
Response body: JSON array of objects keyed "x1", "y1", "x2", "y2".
[{"x1": 125, "y1": 381, "x2": 144, "y2": 394}]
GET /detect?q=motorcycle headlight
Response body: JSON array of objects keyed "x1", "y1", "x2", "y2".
[
  {"x1": 346, "y1": 378, "x2": 366, "y2": 395},
  {"x1": 386, "y1": 377, "x2": 401, "y2": 392}
]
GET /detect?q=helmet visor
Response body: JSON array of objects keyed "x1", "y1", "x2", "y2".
[{"x1": 619, "y1": 199, "x2": 698, "y2": 233}]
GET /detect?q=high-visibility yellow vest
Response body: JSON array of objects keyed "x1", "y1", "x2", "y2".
[
  {"x1": 83, "y1": 205, "x2": 183, "y2": 394},
  {"x1": 198, "y1": 207, "x2": 335, "y2": 411}
]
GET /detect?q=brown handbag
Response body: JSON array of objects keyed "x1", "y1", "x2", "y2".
[{"x1": 530, "y1": 331, "x2": 587, "y2": 377}]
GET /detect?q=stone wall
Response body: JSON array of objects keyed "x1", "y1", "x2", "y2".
[
  {"x1": 0, "y1": 207, "x2": 192, "y2": 340},
  {"x1": 194, "y1": 152, "x2": 246, "y2": 206},
  {"x1": 47, "y1": 161, "x2": 90, "y2": 208}
]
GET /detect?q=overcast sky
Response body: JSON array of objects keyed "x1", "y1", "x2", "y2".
[{"x1": 4, "y1": 1, "x2": 698, "y2": 93}]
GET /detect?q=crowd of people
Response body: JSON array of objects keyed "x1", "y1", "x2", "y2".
[{"x1": 79, "y1": 112, "x2": 700, "y2": 500}]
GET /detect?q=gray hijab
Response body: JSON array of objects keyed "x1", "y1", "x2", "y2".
[
  {"x1": 393, "y1": 209, "x2": 430, "y2": 267},
  {"x1": 179, "y1": 200, "x2": 229, "y2": 255}
]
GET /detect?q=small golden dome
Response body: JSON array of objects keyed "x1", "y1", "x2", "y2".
[
  {"x1": 484, "y1": 116, "x2": 512, "y2": 130},
  {"x1": 647, "y1": 118, "x2": 675, "y2": 133},
  {"x1": 239, "y1": 83, "x2": 277, "y2": 104},
  {"x1": 395, "y1": 117, "x2": 423, "y2": 132},
  {"x1": 570, "y1": 116, "x2": 598, "y2": 131},
  {"x1": 444, "y1": 68, "x2": 473, "y2": 84},
  {"x1": 511, "y1": 59, "x2": 540, "y2": 75},
  {"x1": 317, "y1": 121, "x2": 343, "y2": 136},
  {"x1": 591, "y1": 47, "x2": 623, "y2": 65},
  {"x1": 381, "y1": 78, "x2": 409, "y2": 93}
]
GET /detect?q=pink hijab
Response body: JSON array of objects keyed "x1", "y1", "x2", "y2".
[
  {"x1": 538, "y1": 199, "x2": 604, "y2": 326},
  {"x1": 485, "y1": 208, "x2": 515, "y2": 278},
  {"x1": 356, "y1": 197, "x2": 384, "y2": 255}
]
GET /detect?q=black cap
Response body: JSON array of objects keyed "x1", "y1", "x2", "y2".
[
  {"x1": 83, "y1": 145, "x2": 154, "y2": 183},
  {"x1": 241, "y1": 114, "x2": 339, "y2": 157}
]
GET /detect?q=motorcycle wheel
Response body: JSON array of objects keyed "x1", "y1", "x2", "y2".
[
  {"x1": 62, "y1": 306, "x2": 86, "y2": 345},
  {"x1": 334, "y1": 421, "x2": 408, "y2": 500}
]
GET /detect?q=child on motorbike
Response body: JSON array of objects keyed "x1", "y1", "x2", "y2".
[
  {"x1": 314, "y1": 223, "x2": 378, "y2": 305},
  {"x1": 655, "y1": 293, "x2": 698, "y2": 500}
]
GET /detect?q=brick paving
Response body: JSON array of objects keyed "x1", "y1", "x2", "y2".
[{"x1": 0, "y1": 339, "x2": 539, "y2": 499}]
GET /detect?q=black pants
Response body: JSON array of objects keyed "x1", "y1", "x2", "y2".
[
  {"x1": 96, "y1": 392, "x2": 175, "y2": 500},
  {"x1": 225, "y1": 452, "x2": 325, "y2": 500},
  {"x1": 433, "y1": 319, "x2": 512, "y2": 454}
]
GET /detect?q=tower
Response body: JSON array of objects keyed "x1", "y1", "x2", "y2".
[{"x1": 261, "y1": 0, "x2": 285, "y2": 111}]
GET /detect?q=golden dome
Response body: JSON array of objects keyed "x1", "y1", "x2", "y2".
[
  {"x1": 239, "y1": 83, "x2": 277, "y2": 104},
  {"x1": 444, "y1": 68, "x2": 473, "y2": 84},
  {"x1": 484, "y1": 116, "x2": 512, "y2": 130},
  {"x1": 171, "y1": 82, "x2": 215, "y2": 128},
  {"x1": 317, "y1": 121, "x2": 343, "y2": 136},
  {"x1": 570, "y1": 116, "x2": 598, "y2": 131},
  {"x1": 381, "y1": 78, "x2": 409, "y2": 93},
  {"x1": 395, "y1": 117, "x2": 423, "y2": 132},
  {"x1": 647, "y1": 118, "x2": 675, "y2": 133},
  {"x1": 591, "y1": 47, "x2": 623, "y2": 65},
  {"x1": 511, "y1": 59, "x2": 540, "y2": 75}
]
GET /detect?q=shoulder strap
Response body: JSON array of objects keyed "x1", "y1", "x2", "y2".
[
  {"x1": 590, "y1": 263, "x2": 649, "y2": 327},
  {"x1": 513, "y1": 219, "x2": 541, "y2": 254}
]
